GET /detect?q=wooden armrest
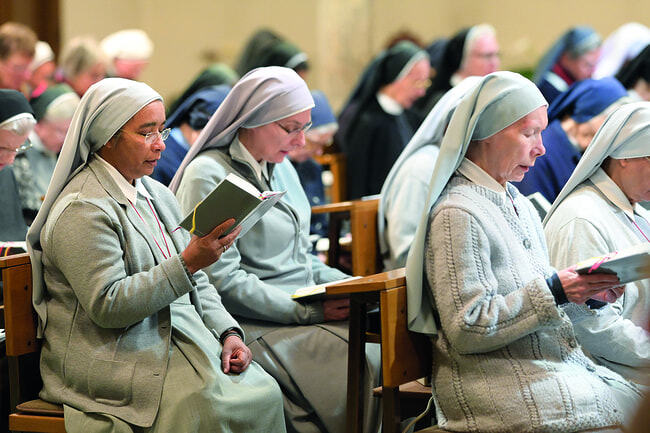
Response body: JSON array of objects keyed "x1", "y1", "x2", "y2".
[
  {"x1": 326, "y1": 268, "x2": 405, "y2": 295},
  {"x1": 314, "y1": 153, "x2": 345, "y2": 165},
  {"x1": 0, "y1": 252, "x2": 31, "y2": 268},
  {"x1": 311, "y1": 201, "x2": 354, "y2": 214},
  {"x1": 16, "y1": 399, "x2": 64, "y2": 416}
]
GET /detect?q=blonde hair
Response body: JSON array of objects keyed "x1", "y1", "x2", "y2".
[
  {"x1": 0, "y1": 22, "x2": 37, "y2": 59},
  {"x1": 60, "y1": 36, "x2": 108, "y2": 79}
]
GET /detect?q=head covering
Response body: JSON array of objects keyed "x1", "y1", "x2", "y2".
[
  {"x1": 30, "y1": 83, "x2": 79, "y2": 121},
  {"x1": 29, "y1": 41, "x2": 54, "y2": 71},
  {"x1": 378, "y1": 76, "x2": 481, "y2": 257},
  {"x1": 533, "y1": 26, "x2": 601, "y2": 85},
  {"x1": 337, "y1": 41, "x2": 427, "y2": 151},
  {"x1": 169, "y1": 66, "x2": 314, "y2": 193},
  {"x1": 547, "y1": 77, "x2": 627, "y2": 123},
  {"x1": 544, "y1": 102, "x2": 650, "y2": 225},
  {"x1": 236, "y1": 29, "x2": 308, "y2": 76},
  {"x1": 166, "y1": 84, "x2": 230, "y2": 130},
  {"x1": 310, "y1": 90, "x2": 337, "y2": 133},
  {"x1": 425, "y1": 38, "x2": 449, "y2": 71},
  {"x1": 26, "y1": 78, "x2": 162, "y2": 333},
  {"x1": 167, "y1": 63, "x2": 238, "y2": 115},
  {"x1": 404, "y1": 71, "x2": 547, "y2": 335},
  {"x1": 0, "y1": 89, "x2": 34, "y2": 125},
  {"x1": 593, "y1": 23, "x2": 650, "y2": 79},
  {"x1": 616, "y1": 44, "x2": 650, "y2": 90},
  {"x1": 100, "y1": 29, "x2": 154, "y2": 61}
]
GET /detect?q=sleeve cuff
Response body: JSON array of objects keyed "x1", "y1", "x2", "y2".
[{"x1": 546, "y1": 273, "x2": 568, "y2": 305}]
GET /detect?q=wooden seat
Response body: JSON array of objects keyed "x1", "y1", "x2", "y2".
[
  {"x1": 314, "y1": 152, "x2": 346, "y2": 203},
  {"x1": 312, "y1": 197, "x2": 381, "y2": 276},
  {"x1": 326, "y1": 270, "x2": 445, "y2": 433},
  {"x1": 1, "y1": 253, "x2": 66, "y2": 432}
]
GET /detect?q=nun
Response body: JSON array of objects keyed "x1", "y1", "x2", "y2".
[
  {"x1": 534, "y1": 26, "x2": 601, "y2": 104},
  {"x1": 25, "y1": 78, "x2": 286, "y2": 433},
  {"x1": 378, "y1": 76, "x2": 480, "y2": 270},
  {"x1": 0, "y1": 88, "x2": 35, "y2": 240},
  {"x1": 236, "y1": 29, "x2": 309, "y2": 79},
  {"x1": 152, "y1": 84, "x2": 230, "y2": 185},
  {"x1": 410, "y1": 25, "x2": 500, "y2": 127},
  {"x1": 593, "y1": 23, "x2": 650, "y2": 79},
  {"x1": 616, "y1": 44, "x2": 650, "y2": 102},
  {"x1": 405, "y1": 71, "x2": 642, "y2": 432},
  {"x1": 514, "y1": 77, "x2": 628, "y2": 202},
  {"x1": 171, "y1": 66, "x2": 380, "y2": 433},
  {"x1": 166, "y1": 63, "x2": 238, "y2": 115},
  {"x1": 336, "y1": 41, "x2": 430, "y2": 199},
  {"x1": 544, "y1": 102, "x2": 650, "y2": 387}
]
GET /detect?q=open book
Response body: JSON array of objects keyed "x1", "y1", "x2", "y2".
[
  {"x1": 575, "y1": 243, "x2": 650, "y2": 285},
  {"x1": 179, "y1": 173, "x2": 285, "y2": 238},
  {"x1": 291, "y1": 276, "x2": 362, "y2": 301}
]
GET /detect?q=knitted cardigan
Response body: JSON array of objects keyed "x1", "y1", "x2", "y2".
[{"x1": 424, "y1": 174, "x2": 641, "y2": 433}]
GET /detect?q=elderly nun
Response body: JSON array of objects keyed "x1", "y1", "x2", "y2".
[
  {"x1": 544, "y1": 102, "x2": 650, "y2": 387},
  {"x1": 25, "y1": 78, "x2": 286, "y2": 433},
  {"x1": 170, "y1": 66, "x2": 380, "y2": 433},
  {"x1": 378, "y1": 76, "x2": 480, "y2": 271},
  {"x1": 405, "y1": 71, "x2": 642, "y2": 432},
  {"x1": 514, "y1": 77, "x2": 628, "y2": 202}
]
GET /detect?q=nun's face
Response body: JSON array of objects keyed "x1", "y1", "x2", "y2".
[
  {"x1": 460, "y1": 33, "x2": 500, "y2": 78},
  {"x1": 618, "y1": 157, "x2": 650, "y2": 204},
  {"x1": 0, "y1": 128, "x2": 30, "y2": 169},
  {"x1": 240, "y1": 109, "x2": 311, "y2": 164},
  {"x1": 469, "y1": 106, "x2": 548, "y2": 185},
  {"x1": 98, "y1": 101, "x2": 166, "y2": 184},
  {"x1": 560, "y1": 48, "x2": 600, "y2": 81}
]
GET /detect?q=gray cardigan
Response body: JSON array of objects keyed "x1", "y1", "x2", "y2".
[
  {"x1": 425, "y1": 175, "x2": 640, "y2": 432},
  {"x1": 39, "y1": 157, "x2": 240, "y2": 427}
]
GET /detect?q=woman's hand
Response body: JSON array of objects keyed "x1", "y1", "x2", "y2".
[
  {"x1": 221, "y1": 335, "x2": 252, "y2": 374},
  {"x1": 590, "y1": 285, "x2": 625, "y2": 303},
  {"x1": 181, "y1": 219, "x2": 242, "y2": 274},
  {"x1": 323, "y1": 298, "x2": 350, "y2": 321},
  {"x1": 557, "y1": 266, "x2": 622, "y2": 305}
]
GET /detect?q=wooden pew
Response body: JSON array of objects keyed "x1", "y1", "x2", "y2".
[
  {"x1": 326, "y1": 270, "x2": 444, "y2": 433},
  {"x1": 1, "y1": 253, "x2": 66, "y2": 433},
  {"x1": 312, "y1": 198, "x2": 381, "y2": 277},
  {"x1": 314, "y1": 152, "x2": 347, "y2": 203}
]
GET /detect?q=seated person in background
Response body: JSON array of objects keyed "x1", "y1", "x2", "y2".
[
  {"x1": 405, "y1": 71, "x2": 643, "y2": 432},
  {"x1": 336, "y1": 41, "x2": 430, "y2": 199},
  {"x1": 152, "y1": 84, "x2": 230, "y2": 185},
  {"x1": 593, "y1": 23, "x2": 650, "y2": 79},
  {"x1": 13, "y1": 84, "x2": 79, "y2": 224},
  {"x1": 0, "y1": 89, "x2": 35, "y2": 241},
  {"x1": 534, "y1": 26, "x2": 601, "y2": 104},
  {"x1": 0, "y1": 22, "x2": 36, "y2": 93},
  {"x1": 236, "y1": 29, "x2": 309, "y2": 79},
  {"x1": 513, "y1": 77, "x2": 628, "y2": 202},
  {"x1": 27, "y1": 41, "x2": 56, "y2": 95},
  {"x1": 544, "y1": 102, "x2": 650, "y2": 387},
  {"x1": 616, "y1": 44, "x2": 650, "y2": 102},
  {"x1": 411, "y1": 24, "x2": 500, "y2": 127},
  {"x1": 25, "y1": 78, "x2": 286, "y2": 433},
  {"x1": 167, "y1": 63, "x2": 238, "y2": 115},
  {"x1": 101, "y1": 29, "x2": 153, "y2": 80},
  {"x1": 58, "y1": 36, "x2": 108, "y2": 97},
  {"x1": 288, "y1": 90, "x2": 338, "y2": 238},
  {"x1": 171, "y1": 67, "x2": 380, "y2": 433},
  {"x1": 378, "y1": 76, "x2": 480, "y2": 271}
]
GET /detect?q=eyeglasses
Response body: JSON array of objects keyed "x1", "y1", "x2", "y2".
[
  {"x1": 413, "y1": 78, "x2": 432, "y2": 89},
  {"x1": 15, "y1": 138, "x2": 32, "y2": 154},
  {"x1": 471, "y1": 51, "x2": 500, "y2": 61},
  {"x1": 120, "y1": 128, "x2": 171, "y2": 145},
  {"x1": 276, "y1": 121, "x2": 312, "y2": 136}
]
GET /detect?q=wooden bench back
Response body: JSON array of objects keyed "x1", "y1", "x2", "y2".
[{"x1": 1, "y1": 253, "x2": 38, "y2": 358}]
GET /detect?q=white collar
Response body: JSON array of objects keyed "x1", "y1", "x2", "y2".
[
  {"x1": 95, "y1": 154, "x2": 152, "y2": 204},
  {"x1": 376, "y1": 92, "x2": 404, "y2": 115},
  {"x1": 457, "y1": 157, "x2": 507, "y2": 199},
  {"x1": 450, "y1": 72, "x2": 464, "y2": 87},
  {"x1": 230, "y1": 134, "x2": 269, "y2": 183},
  {"x1": 590, "y1": 167, "x2": 641, "y2": 220}
]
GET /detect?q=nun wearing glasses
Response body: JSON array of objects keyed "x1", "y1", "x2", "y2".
[
  {"x1": 171, "y1": 67, "x2": 380, "y2": 433},
  {"x1": 26, "y1": 78, "x2": 286, "y2": 433},
  {"x1": 544, "y1": 102, "x2": 650, "y2": 388},
  {"x1": 405, "y1": 71, "x2": 642, "y2": 432}
]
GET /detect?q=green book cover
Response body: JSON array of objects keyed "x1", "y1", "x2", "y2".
[{"x1": 179, "y1": 173, "x2": 285, "y2": 238}]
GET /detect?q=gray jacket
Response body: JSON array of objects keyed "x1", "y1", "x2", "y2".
[{"x1": 39, "y1": 157, "x2": 240, "y2": 427}]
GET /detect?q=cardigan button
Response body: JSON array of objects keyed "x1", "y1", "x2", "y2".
[
  {"x1": 523, "y1": 239, "x2": 531, "y2": 249},
  {"x1": 586, "y1": 365, "x2": 595, "y2": 372}
]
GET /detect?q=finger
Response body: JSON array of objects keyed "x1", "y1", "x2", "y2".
[
  {"x1": 222, "y1": 225, "x2": 242, "y2": 244},
  {"x1": 221, "y1": 347, "x2": 233, "y2": 373},
  {"x1": 583, "y1": 273, "x2": 620, "y2": 284},
  {"x1": 209, "y1": 218, "x2": 237, "y2": 239}
]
